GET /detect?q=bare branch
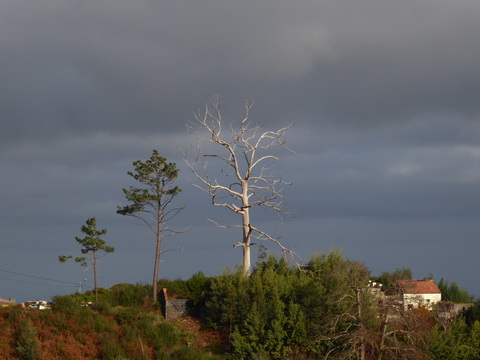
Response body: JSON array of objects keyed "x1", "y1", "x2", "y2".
[{"x1": 184, "y1": 97, "x2": 295, "y2": 274}]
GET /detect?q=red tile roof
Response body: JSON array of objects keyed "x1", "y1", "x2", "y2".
[{"x1": 397, "y1": 280, "x2": 441, "y2": 294}]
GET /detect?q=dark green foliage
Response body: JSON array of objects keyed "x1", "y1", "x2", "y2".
[
  {"x1": 186, "y1": 272, "x2": 208, "y2": 304},
  {"x1": 462, "y1": 301, "x2": 480, "y2": 327},
  {"x1": 7, "y1": 307, "x2": 23, "y2": 324},
  {"x1": 303, "y1": 252, "x2": 379, "y2": 358},
  {"x1": 170, "y1": 346, "x2": 217, "y2": 360},
  {"x1": 59, "y1": 217, "x2": 114, "y2": 266},
  {"x1": 51, "y1": 294, "x2": 89, "y2": 315},
  {"x1": 157, "y1": 278, "x2": 190, "y2": 299},
  {"x1": 200, "y1": 251, "x2": 382, "y2": 359},
  {"x1": 378, "y1": 267, "x2": 413, "y2": 290},
  {"x1": 15, "y1": 319, "x2": 40, "y2": 360},
  {"x1": 115, "y1": 307, "x2": 141, "y2": 325},
  {"x1": 156, "y1": 273, "x2": 209, "y2": 315},
  {"x1": 106, "y1": 283, "x2": 152, "y2": 308},
  {"x1": 201, "y1": 267, "x2": 250, "y2": 333},
  {"x1": 205, "y1": 258, "x2": 301, "y2": 358},
  {"x1": 437, "y1": 278, "x2": 475, "y2": 303},
  {"x1": 430, "y1": 318, "x2": 480, "y2": 360},
  {"x1": 146, "y1": 322, "x2": 180, "y2": 350},
  {"x1": 95, "y1": 300, "x2": 115, "y2": 316},
  {"x1": 155, "y1": 349, "x2": 170, "y2": 360},
  {"x1": 65, "y1": 283, "x2": 153, "y2": 309},
  {"x1": 101, "y1": 332, "x2": 127, "y2": 359},
  {"x1": 117, "y1": 149, "x2": 181, "y2": 218}
]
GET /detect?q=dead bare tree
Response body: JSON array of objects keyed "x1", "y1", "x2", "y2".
[
  {"x1": 377, "y1": 291, "x2": 432, "y2": 360},
  {"x1": 317, "y1": 260, "x2": 380, "y2": 360},
  {"x1": 184, "y1": 97, "x2": 299, "y2": 275}
]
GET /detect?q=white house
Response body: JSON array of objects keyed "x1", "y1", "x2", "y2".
[{"x1": 396, "y1": 279, "x2": 442, "y2": 310}]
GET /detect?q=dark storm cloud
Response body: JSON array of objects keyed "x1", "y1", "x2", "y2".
[
  {"x1": 2, "y1": 0, "x2": 479, "y2": 144},
  {"x1": 2, "y1": 0, "x2": 480, "y2": 301}
]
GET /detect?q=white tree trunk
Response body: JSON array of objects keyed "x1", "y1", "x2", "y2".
[
  {"x1": 241, "y1": 181, "x2": 252, "y2": 274},
  {"x1": 242, "y1": 207, "x2": 251, "y2": 275}
]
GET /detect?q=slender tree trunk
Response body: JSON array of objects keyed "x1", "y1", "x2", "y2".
[
  {"x1": 93, "y1": 251, "x2": 98, "y2": 305},
  {"x1": 241, "y1": 187, "x2": 251, "y2": 275},
  {"x1": 152, "y1": 211, "x2": 162, "y2": 304},
  {"x1": 357, "y1": 288, "x2": 366, "y2": 360},
  {"x1": 378, "y1": 311, "x2": 389, "y2": 360}
]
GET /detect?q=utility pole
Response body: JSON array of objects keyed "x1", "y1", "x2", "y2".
[{"x1": 77, "y1": 279, "x2": 86, "y2": 293}]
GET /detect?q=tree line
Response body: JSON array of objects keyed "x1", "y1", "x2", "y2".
[
  {"x1": 54, "y1": 251, "x2": 479, "y2": 359},
  {"x1": 193, "y1": 252, "x2": 479, "y2": 360}
]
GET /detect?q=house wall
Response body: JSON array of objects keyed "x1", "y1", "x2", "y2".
[{"x1": 403, "y1": 293, "x2": 441, "y2": 309}]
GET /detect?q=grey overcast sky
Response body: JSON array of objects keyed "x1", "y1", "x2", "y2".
[{"x1": 2, "y1": 0, "x2": 480, "y2": 302}]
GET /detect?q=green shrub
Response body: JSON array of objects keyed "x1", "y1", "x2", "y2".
[
  {"x1": 187, "y1": 272, "x2": 207, "y2": 298},
  {"x1": 7, "y1": 307, "x2": 23, "y2": 324},
  {"x1": 76, "y1": 306, "x2": 97, "y2": 327},
  {"x1": 157, "y1": 279, "x2": 190, "y2": 299},
  {"x1": 101, "y1": 334, "x2": 126, "y2": 359},
  {"x1": 51, "y1": 294, "x2": 85, "y2": 314},
  {"x1": 15, "y1": 319, "x2": 40, "y2": 360},
  {"x1": 108, "y1": 283, "x2": 152, "y2": 308},
  {"x1": 115, "y1": 307, "x2": 141, "y2": 325},
  {"x1": 147, "y1": 322, "x2": 180, "y2": 350},
  {"x1": 187, "y1": 272, "x2": 209, "y2": 314},
  {"x1": 95, "y1": 300, "x2": 115, "y2": 316},
  {"x1": 155, "y1": 349, "x2": 170, "y2": 360},
  {"x1": 135, "y1": 312, "x2": 159, "y2": 333},
  {"x1": 170, "y1": 346, "x2": 216, "y2": 360},
  {"x1": 37, "y1": 311, "x2": 68, "y2": 332}
]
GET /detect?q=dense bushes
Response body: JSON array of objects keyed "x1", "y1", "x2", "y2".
[
  {"x1": 2, "y1": 252, "x2": 478, "y2": 359},
  {"x1": 430, "y1": 319, "x2": 480, "y2": 360},
  {"x1": 198, "y1": 251, "x2": 379, "y2": 359},
  {"x1": 0, "y1": 278, "x2": 222, "y2": 360}
]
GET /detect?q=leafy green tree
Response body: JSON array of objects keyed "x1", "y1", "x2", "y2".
[
  {"x1": 201, "y1": 251, "x2": 389, "y2": 359},
  {"x1": 229, "y1": 258, "x2": 306, "y2": 359},
  {"x1": 310, "y1": 257, "x2": 378, "y2": 359},
  {"x1": 202, "y1": 268, "x2": 250, "y2": 334},
  {"x1": 59, "y1": 217, "x2": 114, "y2": 305},
  {"x1": 118, "y1": 149, "x2": 183, "y2": 305},
  {"x1": 378, "y1": 267, "x2": 413, "y2": 290},
  {"x1": 430, "y1": 318, "x2": 480, "y2": 360},
  {"x1": 437, "y1": 278, "x2": 474, "y2": 303},
  {"x1": 461, "y1": 301, "x2": 480, "y2": 327}
]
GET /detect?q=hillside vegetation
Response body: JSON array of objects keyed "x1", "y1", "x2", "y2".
[{"x1": 1, "y1": 251, "x2": 480, "y2": 359}]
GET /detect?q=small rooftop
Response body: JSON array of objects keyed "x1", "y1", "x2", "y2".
[{"x1": 397, "y1": 279, "x2": 441, "y2": 294}]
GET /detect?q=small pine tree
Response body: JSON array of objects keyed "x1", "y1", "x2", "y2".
[{"x1": 59, "y1": 217, "x2": 114, "y2": 305}]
